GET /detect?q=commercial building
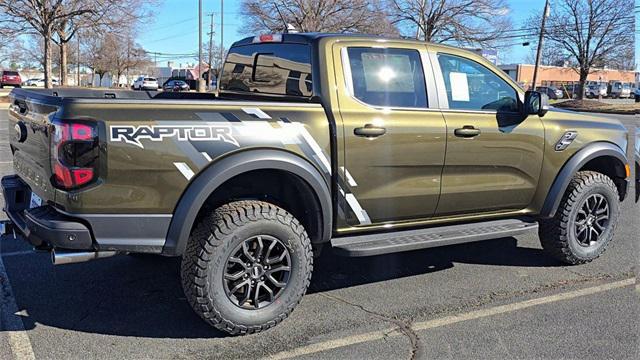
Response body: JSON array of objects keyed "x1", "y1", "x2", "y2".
[{"x1": 499, "y1": 63, "x2": 637, "y2": 90}]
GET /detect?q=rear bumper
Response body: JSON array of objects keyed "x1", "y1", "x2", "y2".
[
  {"x1": 1, "y1": 175, "x2": 93, "y2": 250},
  {"x1": 2, "y1": 175, "x2": 171, "y2": 254}
]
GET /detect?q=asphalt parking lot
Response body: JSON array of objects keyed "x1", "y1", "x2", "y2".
[{"x1": 0, "y1": 105, "x2": 637, "y2": 359}]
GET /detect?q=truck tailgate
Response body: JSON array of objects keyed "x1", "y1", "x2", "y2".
[{"x1": 7, "y1": 91, "x2": 58, "y2": 202}]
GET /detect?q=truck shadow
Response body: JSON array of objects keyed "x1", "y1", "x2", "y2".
[{"x1": 3, "y1": 236, "x2": 560, "y2": 339}]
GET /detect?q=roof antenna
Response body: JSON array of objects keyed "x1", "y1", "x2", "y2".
[{"x1": 274, "y1": 3, "x2": 290, "y2": 33}]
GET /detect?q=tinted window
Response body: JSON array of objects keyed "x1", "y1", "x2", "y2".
[
  {"x1": 437, "y1": 53, "x2": 518, "y2": 112},
  {"x1": 346, "y1": 47, "x2": 427, "y2": 108},
  {"x1": 219, "y1": 43, "x2": 312, "y2": 97},
  {"x1": 3, "y1": 71, "x2": 19, "y2": 76}
]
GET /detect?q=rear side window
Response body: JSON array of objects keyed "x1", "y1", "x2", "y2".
[
  {"x1": 219, "y1": 43, "x2": 312, "y2": 97},
  {"x1": 345, "y1": 47, "x2": 427, "y2": 108}
]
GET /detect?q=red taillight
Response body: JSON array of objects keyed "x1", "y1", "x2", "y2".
[
  {"x1": 252, "y1": 34, "x2": 282, "y2": 43},
  {"x1": 51, "y1": 120, "x2": 99, "y2": 190},
  {"x1": 71, "y1": 124, "x2": 93, "y2": 140}
]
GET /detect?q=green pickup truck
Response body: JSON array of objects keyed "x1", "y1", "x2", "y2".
[{"x1": 1, "y1": 33, "x2": 631, "y2": 335}]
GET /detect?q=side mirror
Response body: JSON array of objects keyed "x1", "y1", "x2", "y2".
[{"x1": 524, "y1": 90, "x2": 549, "y2": 117}]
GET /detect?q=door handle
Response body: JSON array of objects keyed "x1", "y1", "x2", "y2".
[
  {"x1": 354, "y1": 124, "x2": 386, "y2": 138},
  {"x1": 454, "y1": 126, "x2": 481, "y2": 138}
]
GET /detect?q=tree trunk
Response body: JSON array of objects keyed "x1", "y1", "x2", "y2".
[
  {"x1": 43, "y1": 29, "x2": 53, "y2": 89},
  {"x1": 577, "y1": 69, "x2": 588, "y2": 100},
  {"x1": 60, "y1": 41, "x2": 68, "y2": 86}
]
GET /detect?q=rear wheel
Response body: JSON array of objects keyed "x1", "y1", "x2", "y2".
[
  {"x1": 539, "y1": 171, "x2": 620, "y2": 264},
  {"x1": 181, "y1": 200, "x2": 313, "y2": 335}
]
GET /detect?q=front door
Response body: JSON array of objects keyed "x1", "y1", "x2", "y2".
[
  {"x1": 333, "y1": 43, "x2": 447, "y2": 227},
  {"x1": 431, "y1": 52, "x2": 545, "y2": 216}
]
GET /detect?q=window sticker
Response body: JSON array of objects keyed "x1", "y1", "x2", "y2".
[{"x1": 449, "y1": 72, "x2": 470, "y2": 102}]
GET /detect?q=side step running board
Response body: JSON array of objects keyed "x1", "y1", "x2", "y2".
[{"x1": 331, "y1": 219, "x2": 538, "y2": 257}]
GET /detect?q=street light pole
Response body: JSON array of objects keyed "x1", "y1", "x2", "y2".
[
  {"x1": 531, "y1": 0, "x2": 550, "y2": 91},
  {"x1": 198, "y1": 0, "x2": 205, "y2": 92}
]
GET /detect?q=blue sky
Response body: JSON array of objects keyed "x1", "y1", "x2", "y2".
[{"x1": 137, "y1": 1, "x2": 634, "y2": 68}]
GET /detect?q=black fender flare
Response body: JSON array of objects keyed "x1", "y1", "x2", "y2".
[
  {"x1": 540, "y1": 142, "x2": 628, "y2": 218},
  {"x1": 162, "y1": 149, "x2": 332, "y2": 256}
]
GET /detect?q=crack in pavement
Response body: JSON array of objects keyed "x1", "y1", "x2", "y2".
[
  {"x1": 319, "y1": 292, "x2": 423, "y2": 360},
  {"x1": 406, "y1": 271, "x2": 634, "y2": 323}
]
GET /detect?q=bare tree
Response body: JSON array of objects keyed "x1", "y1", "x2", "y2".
[
  {"x1": 0, "y1": 0, "x2": 97, "y2": 88},
  {"x1": 387, "y1": 0, "x2": 512, "y2": 46},
  {"x1": 53, "y1": 0, "x2": 156, "y2": 86},
  {"x1": 538, "y1": 0, "x2": 633, "y2": 99},
  {"x1": 525, "y1": 45, "x2": 574, "y2": 67},
  {"x1": 0, "y1": 0, "x2": 155, "y2": 88},
  {"x1": 241, "y1": 0, "x2": 397, "y2": 35},
  {"x1": 102, "y1": 33, "x2": 151, "y2": 87}
]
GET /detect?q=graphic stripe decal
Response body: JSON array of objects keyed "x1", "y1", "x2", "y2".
[
  {"x1": 343, "y1": 191, "x2": 372, "y2": 225},
  {"x1": 242, "y1": 107, "x2": 271, "y2": 119},
  {"x1": 201, "y1": 152, "x2": 213, "y2": 162},
  {"x1": 340, "y1": 167, "x2": 358, "y2": 187},
  {"x1": 174, "y1": 162, "x2": 195, "y2": 180}
]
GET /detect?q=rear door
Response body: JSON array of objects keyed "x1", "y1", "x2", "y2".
[
  {"x1": 333, "y1": 41, "x2": 446, "y2": 227},
  {"x1": 430, "y1": 51, "x2": 545, "y2": 216}
]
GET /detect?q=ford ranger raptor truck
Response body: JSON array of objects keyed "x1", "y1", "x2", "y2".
[{"x1": 1, "y1": 33, "x2": 631, "y2": 335}]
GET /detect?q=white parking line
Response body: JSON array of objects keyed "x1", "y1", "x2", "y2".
[
  {"x1": 267, "y1": 278, "x2": 635, "y2": 360},
  {"x1": 0, "y1": 241, "x2": 35, "y2": 360}
]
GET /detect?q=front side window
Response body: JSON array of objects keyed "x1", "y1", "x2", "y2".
[
  {"x1": 346, "y1": 47, "x2": 428, "y2": 108},
  {"x1": 437, "y1": 53, "x2": 518, "y2": 112}
]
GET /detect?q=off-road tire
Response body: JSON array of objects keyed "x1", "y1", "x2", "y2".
[
  {"x1": 539, "y1": 171, "x2": 620, "y2": 264},
  {"x1": 181, "y1": 200, "x2": 313, "y2": 335}
]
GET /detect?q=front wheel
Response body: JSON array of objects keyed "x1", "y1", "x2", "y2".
[
  {"x1": 539, "y1": 171, "x2": 620, "y2": 264},
  {"x1": 181, "y1": 200, "x2": 313, "y2": 335}
]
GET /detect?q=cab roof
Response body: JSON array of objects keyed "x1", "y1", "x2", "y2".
[{"x1": 231, "y1": 32, "x2": 482, "y2": 58}]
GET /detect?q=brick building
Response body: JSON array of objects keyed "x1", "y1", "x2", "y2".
[{"x1": 498, "y1": 64, "x2": 637, "y2": 89}]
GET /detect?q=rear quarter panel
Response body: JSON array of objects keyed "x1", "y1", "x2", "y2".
[{"x1": 55, "y1": 100, "x2": 330, "y2": 214}]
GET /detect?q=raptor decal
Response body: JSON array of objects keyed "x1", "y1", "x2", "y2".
[{"x1": 110, "y1": 125, "x2": 240, "y2": 149}]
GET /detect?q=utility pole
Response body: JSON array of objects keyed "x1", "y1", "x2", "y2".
[
  {"x1": 126, "y1": 38, "x2": 131, "y2": 86},
  {"x1": 207, "y1": 12, "x2": 215, "y2": 91},
  {"x1": 219, "y1": 0, "x2": 224, "y2": 76},
  {"x1": 531, "y1": 0, "x2": 550, "y2": 91},
  {"x1": 198, "y1": 0, "x2": 205, "y2": 92},
  {"x1": 77, "y1": 33, "x2": 81, "y2": 87}
]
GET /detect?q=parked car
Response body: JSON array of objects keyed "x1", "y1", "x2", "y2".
[
  {"x1": 132, "y1": 76, "x2": 159, "y2": 91},
  {"x1": 0, "y1": 70, "x2": 22, "y2": 88},
  {"x1": 634, "y1": 88, "x2": 640, "y2": 102},
  {"x1": 2, "y1": 33, "x2": 631, "y2": 336},
  {"x1": 24, "y1": 78, "x2": 59, "y2": 87},
  {"x1": 163, "y1": 79, "x2": 190, "y2": 92},
  {"x1": 608, "y1": 81, "x2": 630, "y2": 98},
  {"x1": 586, "y1": 83, "x2": 607, "y2": 98},
  {"x1": 537, "y1": 86, "x2": 563, "y2": 100}
]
